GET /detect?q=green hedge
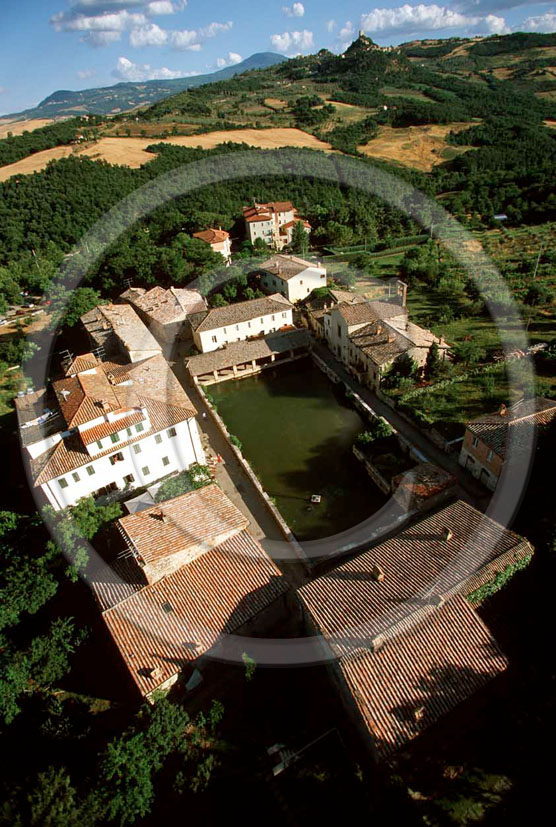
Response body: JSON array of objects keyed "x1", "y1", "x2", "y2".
[{"x1": 467, "y1": 553, "x2": 533, "y2": 604}]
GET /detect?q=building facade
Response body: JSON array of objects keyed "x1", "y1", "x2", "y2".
[
  {"x1": 16, "y1": 352, "x2": 205, "y2": 510},
  {"x1": 120, "y1": 285, "x2": 207, "y2": 343},
  {"x1": 324, "y1": 300, "x2": 447, "y2": 390},
  {"x1": 243, "y1": 201, "x2": 311, "y2": 250},
  {"x1": 258, "y1": 254, "x2": 327, "y2": 302},
  {"x1": 459, "y1": 397, "x2": 556, "y2": 490},
  {"x1": 191, "y1": 294, "x2": 294, "y2": 353},
  {"x1": 193, "y1": 228, "x2": 232, "y2": 262}
]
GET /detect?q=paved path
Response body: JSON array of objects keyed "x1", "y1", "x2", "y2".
[{"x1": 311, "y1": 341, "x2": 492, "y2": 512}]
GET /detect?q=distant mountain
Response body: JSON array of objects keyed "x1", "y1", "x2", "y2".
[{"x1": 2, "y1": 53, "x2": 287, "y2": 120}]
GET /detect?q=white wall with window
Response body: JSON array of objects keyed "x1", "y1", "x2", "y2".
[
  {"x1": 194, "y1": 307, "x2": 293, "y2": 353},
  {"x1": 40, "y1": 418, "x2": 205, "y2": 510}
]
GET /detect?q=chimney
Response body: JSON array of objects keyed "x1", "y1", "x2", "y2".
[
  {"x1": 146, "y1": 665, "x2": 163, "y2": 681},
  {"x1": 101, "y1": 400, "x2": 111, "y2": 412},
  {"x1": 371, "y1": 564, "x2": 385, "y2": 582},
  {"x1": 442, "y1": 527, "x2": 453, "y2": 542},
  {"x1": 413, "y1": 705, "x2": 425, "y2": 723},
  {"x1": 499, "y1": 403, "x2": 507, "y2": 417}
]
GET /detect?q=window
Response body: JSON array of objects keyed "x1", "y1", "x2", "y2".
[
  {"x1": 110, "y1": 432, "x2": 120, "y2": 444},
  {"x1": 142, "y1": 466, "x2": 150, "y2": 476},
  {"x1": 223, "y1": 328, "x2": 227, "y2": 334},
  {"x1": 59, "y1": 478, "x2": 68, "y2": 489},
  {"x1": 282, "y1": 312, "x2": 287, "y2": 318},
  {"x1": 272, "y1": 315, "x2": 275, "y2": 321},
  {"x1": 109, "y1": 452, "x2": 124, "y2": 466},
  {"x1": 260, "y1": 318, "x2": 264, "y2": 323},
  {"x1": 133, "y1": 444, "x2": 142, "y2": 455},
  {"x1": 337, "y1": 325, "x2": 342, "y2": 337},
  {"x1": 248, "y1": 321, "x2": 251, "y2": 328},
  {"x1": 72, "y1": 472, "x2": 80, "y2": 482},
  {"x1": 300, "y1": 280, "x2": 303, "y2": 285},
  {"x1": 167, "y1": 427, "x2": 177, "y2": 438},
  {"x1": 487, "y1": 449, "x2": 494, "y2": 462},
  {"x1": 155, "y1": 434, "x2": 162, "y2": 444},
  {"x1": 86, "y1": 465, "x2": 95, "y2": 476},
  {"x1": 126, "y1": 427, "x2": 132, "y2": 437},
  {"x1": 162, "y1": 456, "x2": 170, "y2": 467},
  {"x1": 212, "y1": 335, "x2": 217, "y2": 343},
  {"x1": 135, "y1": 422, "x2": 144, "y2": 433},
  {"x1": 235, "y1": 324, "x2": 239, "y2": 331},
  {"x1": 321, "y1": 273, "x2": 325, "y2": 279},
  {"x1": 472, "y1": 437, "x2": 479, "y2": 448},
  {"x1": 123, "y1": 474, "x2": 135, "y2": 485},
  {"x1": 96, "y1": 440, "x2": 103, "y2": 450}
]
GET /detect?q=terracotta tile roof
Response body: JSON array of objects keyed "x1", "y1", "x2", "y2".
[
  {"x1": 466, "y1": 397, "x2": 556, "y2": 459},
  {"x1": 243, "y1": 201, "x2": 294, "y2": 222},
  {"x1": 118, "y1": 484, "x2": 248, "y2": 567},
  {"x1": 122, "y1": 286, "x2": 206, "y2": 326},
  {"x1": 101, "y1": 529, "x2": 288, "y2": 695},
  {"x1": 336, "y1": 301, "x2": 406, "y2": 327},
  {"x1": 298, "y1": 500, "x2": 531, "y2": 652},
  {"x1": 81, "y1": 411, "x2": 146, "y2": 445},
  {"x1": 279, "y1": 219, "x2": 311, "y2": 231},
  {"x1": 186, "y1": 329, "x2": 310, "y2": 377},
  {"x1": 64, "y1": 353, "x2": 99, "y2": 376},
  {"x1": 349, "y1": 322, "x2": 411, "y2": 366},
  {"x1": 259, "y1": 254, "x2": 317, "y2": 280},
  {"x1": 338, "y1": 595, "x2": 508, "y2": 759},
  {"x1": 81, "y1": 303, "x2": 161, "y2": 357},
  {"x1": 191, "y1": 294, "x2": 293, "y2": 333},
  {"x1": 90, "y1": 556, "x2": 148, "y2": 612},
  {"x1": 193, "y1": 228, "x2": 230, "y2": 244},
  {"x1": 52, "y1": 370, "x2": 121, "y2": 428}
]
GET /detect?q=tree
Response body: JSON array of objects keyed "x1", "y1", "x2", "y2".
[
  {"x1": 290, "y1": 221, "x2": 309, "y2": 256},
  {"x1": 356, "y1": 419, "x2": 393, "y2": 445},
  {"x1": 48, "y1": 286, "x2": 105, "y2": 330},
  {"x1": 424, "y1": 341, "x2": 442, "y2": 380},
  {"x1": 452, "y1": 340, "x2": 485, "y2": 366},
  {"x1": 28, "y1": 767, "x2": 80, "y2": 827}
]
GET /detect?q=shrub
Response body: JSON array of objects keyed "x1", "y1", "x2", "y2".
[{"x1": 229, "y1": 434, "x2": 242, "y2": 451}]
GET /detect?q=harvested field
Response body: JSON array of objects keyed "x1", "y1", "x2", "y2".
[
  {"x1": 357, "y1": 122, "x2": 474, "y2": 172},
  {"x1": 0, "y1": 145, "x2": 76, "y2": 181},
  {"x1": 0, "y1": 118, "x2": 55, "y2": 138},
  {"x1": 0, "y1": 128, "x2": 334, "y2": 180},
  {"x1": 264, "y1": 98, "x2": 288, "y2": 109}
]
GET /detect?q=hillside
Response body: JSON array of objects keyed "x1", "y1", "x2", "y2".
[{"x1": 1, "y1": 52, "x2": 287, "y2": 120}]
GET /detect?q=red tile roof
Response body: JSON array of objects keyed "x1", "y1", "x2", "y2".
[
  {"x1": 338, "y1": 595, "x2": 507, "y2": 759},
  {"x1": 298, "y1": 500, "x2": 531, "y2": 651},
  {"x1": 80, "y1": 411, "x2": 146, "y2": 445},
  {"x1": 101, "y1": 529, "x2": 288, "y2": 695},
  {"x1": 466, "y1": 397, "x2": 556, "y2": 459},
  {"x1": 193, "y1": 228, "x2": 230, "y2": 244},
  {"x1": 118, "y1": 484, "x2": 249, "y2": 567}
]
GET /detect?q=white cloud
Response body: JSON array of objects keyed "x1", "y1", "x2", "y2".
[
  {"x1": 216, "y1": 51, "x2": 243, "y2": 68},
  {"x1": 326, "y1": 19, "x2": 336, "y2": 33},
  {"x1": 360, "y1": 5, "x2": 473, "y2": 35},
  {"x1": 483, "y1": 14, "x2": 510, "y2": 34},
  {"x1": 522, "y1": 12, "x2": 556, "y2": 33},
  {"x1": 50, "y1": 1, "x2": 188, "y2": 46},
  {"x1": 338, "y1": 20, "x2": 355, "y2": 44},
  {"x1": 146, "y1": 1, "x2": 178, "y2": 14},
  {"x1": 199, "y1": 21, "x2": 233, "y2": 38},
  {"x1": 77, "y1": 68, "x2": 96, "y2": 79},
  {"x1": 85, "y1": 29, "x2": 123, "y2": 46},
  {"x1": 270, "y1": 29, "x2": 314, "y2": 54},
  {"x1": 51, "y1": 9, "x2": 147, "y2": 33},
  {"x1": 169, "y1": 29, "x2": 200, "y2": 50},
  {"x1": 283, "y1": 3, "x2": 305, "y2": 17},
  {"x1": 129, "y1": 22, "x2": 168, "y2": 46},
  {"x1": 112, "y1": 55, "x2": 197, "y2": 81}
]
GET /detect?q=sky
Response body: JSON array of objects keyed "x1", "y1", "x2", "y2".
[{"x1": 1, "y1": 0, "x2": 556, "y2": 115}]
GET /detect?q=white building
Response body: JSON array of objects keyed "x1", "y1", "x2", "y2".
[
  {"x1": 243, "y1": 201, "x2": 311, "y2": 250},
  {"x1": 324, "y1": 300, "x2": 447, "y2": 390},
  {"x1": 193, "y1": 228, "x2": 232, "y2": 262},
  {"x1": 120, "y1": 285, "x2": 207, "y2": 343},
  {"x1": 258, "y1": 254, "x2": 327, "y2": 303},
  {"x1": 191, "y1": 294, "x2": 294, "y2": 354},
  {"x1": 15, "y1": 352, "x2": 205, "y2": 511},
  {"x1": 81, "y1": 303, "x2": 162, "y2": 362}
]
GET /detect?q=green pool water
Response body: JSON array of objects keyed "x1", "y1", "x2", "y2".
[{"x1": 208, "y1": 358, "x2": 388, "y2": 541}]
